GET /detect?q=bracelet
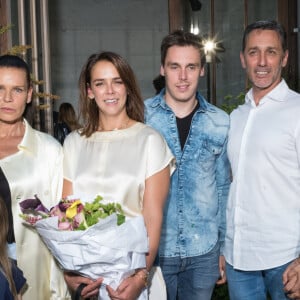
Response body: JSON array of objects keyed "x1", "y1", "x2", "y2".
[
  {"x1": 74, "y1": 283, "x2": 87, "y2": 300},
  {"x1": 134, "y1": 269, "x2": 149, "y2": 287}
]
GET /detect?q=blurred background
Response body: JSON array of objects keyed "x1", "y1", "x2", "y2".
[{"x1": 0, "y1": 0, "x2": 298, "y2": 133}]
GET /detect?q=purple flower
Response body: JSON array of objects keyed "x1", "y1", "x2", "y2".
[
  {"x1": 19, "y1": 194, "x2": 50, "y2": 215},
  {"x1": 19, "y1": 195, "x2": 50, "y2": 225}
]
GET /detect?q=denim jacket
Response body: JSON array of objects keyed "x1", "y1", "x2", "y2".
[{"x1": 145, "y1": 90, "x2": 230, "y2": 258}]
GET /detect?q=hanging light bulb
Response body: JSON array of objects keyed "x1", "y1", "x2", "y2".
[{"x1": 204, "y1": 39, "x2": 216, "y2": 63}]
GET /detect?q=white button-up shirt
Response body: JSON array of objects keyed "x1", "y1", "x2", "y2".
[{"x1": 224, "y1": 80, "x2": 300, "y2": 270}]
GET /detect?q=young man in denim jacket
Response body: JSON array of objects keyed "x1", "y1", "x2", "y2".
[{"x1": 145, "y1": 30, "x2": 230, "y2": 300}]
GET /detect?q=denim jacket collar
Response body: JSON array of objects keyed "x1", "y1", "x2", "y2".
[{"x1": 149, "y1": 88, "x2": 217, "y2": 114}]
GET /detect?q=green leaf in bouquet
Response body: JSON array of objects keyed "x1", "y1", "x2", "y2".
[
  {"x1": 117, "y1": 214, "x2": 126, "y2": 226},
  {"x1": 83, "y1": 196, "x2": 126, "y2": 227},
  {"x1": 99, "y1": 212, "x2": 109, "y2": 219},
  {"x1": 76, "y1": 222, "x2": 88, "y2": 231},
  {"x1": 85, "y1": 211, "x2": 101, "y2": 227}
]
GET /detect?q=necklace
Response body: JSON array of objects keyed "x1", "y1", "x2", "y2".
[{"x1": 98, "y1": 117, "x2": 130, "y2": 132}]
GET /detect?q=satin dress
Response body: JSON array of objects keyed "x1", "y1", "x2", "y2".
[{"x1": 63, "y1": 122, "x2": 175, "y2": 299}]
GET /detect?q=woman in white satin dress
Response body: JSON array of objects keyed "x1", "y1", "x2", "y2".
[
  {"x1": 0, "y1": 55, "x2": 69, "y2": 299},
  {"x1": 62, "y1": 51, "x2": 174, "y2": 300}
]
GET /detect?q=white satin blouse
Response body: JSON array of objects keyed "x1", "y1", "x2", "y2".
[
  {"x1": 63, "y1": 122, "x2": 175, "y2": 216},
  {"x1": 63, "y1": 122, "x2": 174, "y2": 299},
  {"x1": 0, "y1": 119, "x2": 70, "y2": 300}
]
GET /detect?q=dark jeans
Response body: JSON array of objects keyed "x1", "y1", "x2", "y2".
[
  {"x1": 160, "y1": 244, "x2": 220, "y2": 300},
  {"x1": 226, "y1": 261, "x2": 292, "y2": 300}
]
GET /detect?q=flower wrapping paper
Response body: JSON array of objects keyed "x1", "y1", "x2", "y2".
[{"x1": 34, "y1": 214, "x2": 149, "y2": 300}]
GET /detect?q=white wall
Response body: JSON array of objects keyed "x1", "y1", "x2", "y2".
[
  {"x1": 48, "y1": 0, "x2": 280, "y2": 110},
  {"x1": 49, "y1": 0, "x2": 169, "y2": 111}
]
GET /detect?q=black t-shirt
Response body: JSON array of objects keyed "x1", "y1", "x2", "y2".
[{"x1": 176, "y1": 102, "x2": 199, "y2": 150}]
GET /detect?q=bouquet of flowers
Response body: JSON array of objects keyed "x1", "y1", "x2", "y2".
[{"x1": 19, "y1": 195, "x2": 149, "y2": 300}]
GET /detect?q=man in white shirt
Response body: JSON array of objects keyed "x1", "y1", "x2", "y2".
[{"x1": 224, "y1": 20, "x2": 300, "y2": 300}]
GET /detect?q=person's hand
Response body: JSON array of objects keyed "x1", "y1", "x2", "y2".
[
  {"x1": 64, "y1": 272, "x2": 103, "y2": 299},
  {"x1": 106, "y1": 273, "x2": 146, "y2": 300},
  {"x1": 216, "y1": 255, "x2": 226, "y2": 285},
  {"x1": 283, "y1": 258, "x2": 300, "y2": 299}
]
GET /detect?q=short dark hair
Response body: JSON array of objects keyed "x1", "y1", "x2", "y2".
[
  {"x1": 242, "y1": 20, "x2": 287, "y2": 52},
  {"x1": 0, "y1": 54, "x2": 31, "y2": 88},
  {"x1": 160, "y1": 30, "x2": 206, "y2": 67},
  {"x1": 152, "y1": 75, "x2": 165, "y2": 94}
]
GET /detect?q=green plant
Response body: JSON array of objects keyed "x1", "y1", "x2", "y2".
[{"x1": 220, "y1": 91, "x2": 246, "y2": 114}]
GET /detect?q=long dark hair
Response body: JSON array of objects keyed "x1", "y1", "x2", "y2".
[
  {"x1": 78, "y1": 51, "x2": 144, "y2": 137},
  {"x1": 0, "y1": 198, "x2": 18, "y2": 299},
  {"x1": 58, "y1": 102, "x2": 81, "y2": 131}
]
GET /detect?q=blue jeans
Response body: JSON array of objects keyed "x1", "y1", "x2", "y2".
[
  {"x1": 159, "y1": 244, "x2": 220, "y2": 300},
  {"x1": 226, "y1": 261, "x2": 292, "y2": 300}
]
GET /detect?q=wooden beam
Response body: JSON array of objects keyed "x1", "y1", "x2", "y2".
[
  {"x1": 168, "y1": 0, "x2": 184, "y2": 32},
  {"x1": 0, "y1": 0, "x2": 9, "y2": 54},
  {"x1": 210, "y1": 0, "x2": 217, "y2": 105},
  {"x1": 278, "y1": 0, "x2": 298, "y2": 91},
  {"x1": 40, "y1": 0, "x2": 53, "y2": 134}
]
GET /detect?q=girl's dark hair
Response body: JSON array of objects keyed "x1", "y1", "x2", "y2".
[
  {"x1": 160, "y1": 30, "x2": 206, "y2": 67},
  {"x1": 0, "y1": 198, "x2": 18, "y2": 298},
  {"x1": 78, "y1": 51, "x2": 144, "y2": 137},
  {"x1": 242, "y1": 20, "x2": 287, "y2": 52}
]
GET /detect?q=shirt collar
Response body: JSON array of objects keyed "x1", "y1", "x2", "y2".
[
  {"x1": 246, "y1": 79, "x2": 289, "y2": 105},
  {"x1": 18, "y1": 119, "x2": 38, "y2": 156}
]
